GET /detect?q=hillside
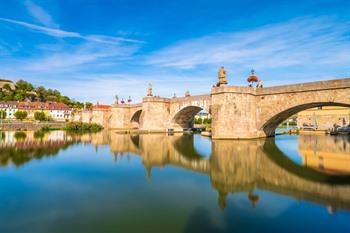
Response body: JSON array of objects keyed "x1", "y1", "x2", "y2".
[{"x1": 0, "y1": 79, "x2": 92, "y2": 109}]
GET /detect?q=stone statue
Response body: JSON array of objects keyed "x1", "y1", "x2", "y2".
[
  {"x1": 257, "y1": 80, "x2": 263, "y2": 88},
  {"x1": 115, "y1": 95, "x2": 119, "y2": 104},
  {"x1": 147, "y1": 83, "x2": 153, "y2": 96},
  {"x1": 217, "y1": 66, "x2": 228, "y2": 86}
]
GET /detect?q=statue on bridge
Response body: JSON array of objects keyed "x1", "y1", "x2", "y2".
[
  {"x1": 217, "y1": 66, "x2": 228, "y2": 87},
  {"x1": 247, "y1": 69, "x2": 263, "y2": 88},
  {"x1": 147, "y1": 83, "x2": 153, "y2": 96}
]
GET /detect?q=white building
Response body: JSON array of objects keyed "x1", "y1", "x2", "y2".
[{"x1": 0, "y1": 101, "x2": 19, "y2": 119}]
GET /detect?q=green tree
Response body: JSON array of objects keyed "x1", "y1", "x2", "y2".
[
  {"x1": 195, "y1": 117, "x2": 203, "y2": 124},
  {"x1": 0, "y1": 110, "x2": 6, "y2": 119},
  {"x1": 14, "y1": 111, "x2": 28, "y2": 121},
  {"x1": 16, "y1": 80, "x2": 34, "y2": 92},
  {"x1": 203, "y1": 118, "x2": 208, "y2": 124},
  {"x1": 34, "y1": 111, "x2": 46, "y2": 121},
  {"x1": 85, "y1": 102, "x2": 93, "y2": 109}
]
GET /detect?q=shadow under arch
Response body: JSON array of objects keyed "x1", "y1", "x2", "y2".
[
  {"x1": 264, "y1": 137, "x2": 350, "y2": 184},
  {"x1": 172, "y1": 106, "x2": 204, "y2": 129},
  {"x1": 130, "y1": 110, "x2": 142, "y2": 129},
  {"x1": 130, "y1": 134, "x2": 140, "y2": 149},
  {"x1": 262, "y1": 102, "x2": 350, "y2": 137},
  {"x1": 173, "y1": 134, "x2": 209, "y2": 159}
]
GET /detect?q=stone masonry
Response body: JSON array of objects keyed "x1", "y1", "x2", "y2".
[{"x1": 75, "y1": 78, "x2": 350, "y2": 139}]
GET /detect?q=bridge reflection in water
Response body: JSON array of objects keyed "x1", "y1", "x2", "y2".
[
  {"x1": 1, "y1": 130, "x2": 350, "y2": 213},
  {"x1": 80, "y1": 131, "x2": 350, "y2": 212}
]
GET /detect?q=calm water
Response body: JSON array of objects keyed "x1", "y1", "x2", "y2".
[{"x1": 0, "y1": 130, "x2": 350, "y2": 233}]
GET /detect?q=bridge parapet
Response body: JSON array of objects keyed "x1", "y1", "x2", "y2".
[
  {"x1": 112, "y1": 103, "x2": 142, "y2": 108},
  {"x1": 170, "y1": 94, "x2": 211, "y2": 103},
  {"x1": 256, "y1": 78, "x2": 350, "y2": 95}
]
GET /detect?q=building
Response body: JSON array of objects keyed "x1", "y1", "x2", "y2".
[
  {"x1": 0, "y1": 101, "x2": 72, "y2": 121},
  {"x1": 0, "y1": 101, "x2": 19, "y2": 119},
  {"x1": 297, "y1": 106, "x2": 350, "y2": 130}
]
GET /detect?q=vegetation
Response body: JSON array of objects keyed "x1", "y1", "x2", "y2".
[
  {"x1": 65, "y1": 122, "x2": 104, "y2": 133},
  {"x1": 0, "y1": 79, "x2": 91, "y2": 109},
  {"x1": 194, "y1": 118, "x2": 203, "y2": 124},
  {"x1": 0, "y1": 110, "x2": 6, "y2": 119},
  {"x1": 14, "y1": 111, "x2": 28, "y2": 121},
  {"x1": 195, "y1": 117, "x2": 212, "y2": 125},
  {"x1": 34, "y1": 111, "x2": 47, "y2": 122}
]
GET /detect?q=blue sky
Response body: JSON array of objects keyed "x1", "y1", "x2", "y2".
[{"x1": 0, "y1": 0, "x2": 349, "y2": 103}]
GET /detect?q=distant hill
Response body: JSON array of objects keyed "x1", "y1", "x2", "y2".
[{"x1": 0, "y1": 79, "x2": 92, "y2": 109}]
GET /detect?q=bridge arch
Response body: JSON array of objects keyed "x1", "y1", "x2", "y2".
[
  {"x1": 172, "y1": 106, "x2": 205, "y2": 129},
  {"x1": 130, "y1": 109, "x2": 142, "y2": 129},
  {"x1": 261, "y1": 102, "x2": 350, "y2": 136}
]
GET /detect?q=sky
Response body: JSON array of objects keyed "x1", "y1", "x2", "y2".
[{"x1": 0, "y1": 0, "x2": 349, "y2": 103}]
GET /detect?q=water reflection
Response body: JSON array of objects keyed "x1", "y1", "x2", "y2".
[
  {"x1": 298, "y1": 135, "x2": 350, "y2": 174},
  {"x1": 0, "y1": 131, "x2": 77, "y2": 167},
  {"x1": 1, "y1": 130, "x2": 350, "y2": 214}
]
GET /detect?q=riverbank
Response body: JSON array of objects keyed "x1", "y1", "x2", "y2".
[{"x1": 0, "y1": 122, "x2": 66, "y2": 131}]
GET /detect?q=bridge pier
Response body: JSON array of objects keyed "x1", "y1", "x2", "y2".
[
  {"x1": 139, "y1": 97, "x2": 170, "y2": 132},
  {"x1": 211, "y1": 86, "x2": 264, "y2": 139}
]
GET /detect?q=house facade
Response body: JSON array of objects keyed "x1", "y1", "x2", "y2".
[{"x1": 0, "y1": 101, "x2": 72, "y2": 121}]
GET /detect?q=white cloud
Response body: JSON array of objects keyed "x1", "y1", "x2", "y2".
[
  {"x1": 24, "y1": 0, "x2": 58, "y2": 28},
  {"x1": 0, "y1": 17, "x2": 143, "y2": 44},
  {"x1": 146, "y1": 17, "x2": 350, "y2": 70},
  {"x1": 22, "y1": 42, "x2": 139, "y2": 72}
]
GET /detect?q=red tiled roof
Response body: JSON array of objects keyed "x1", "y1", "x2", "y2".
[
  {"x1": 93, "y1": 104, "x2": 111, "y2": 110},
  {"x1": 17, "y1": 102, "x2": 70, "y2": 110},
  {"x1": 0, "y1": 101, "x2": 19, "y2": 108}
]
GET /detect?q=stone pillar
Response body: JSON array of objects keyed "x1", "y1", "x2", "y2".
[
  {"x1": 211, "y1": 86, "x2": 260, "y2": 139},
  {"x1": 109, "y1": 105, "x2": 132, "y2": 129},
  {"x1": 139, "y1": 97, "x2": 170, "y2": 132}
]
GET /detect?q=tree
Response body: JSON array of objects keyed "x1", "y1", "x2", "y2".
[
  {"x1": 195, "y1": 117, "x2": 203, "y2": 124},
  {"x1": 85, "y1": 102, "x2": 93, "y2": 109},
  {"x1": 34, "y1": 111, "x2": 46, "y2": 121},
  {"x1": 0, "y1": 110, "x2": 6, "y2": 119},
  {"x1": 14, "y1": 111, "x2": 28, "y2": 121},
  {"x1": 203, "y1": 118, "x2": 208, "y2": 124},
  {"x1": 16, "y1": 80, "x2": 34, "y2": 92}
]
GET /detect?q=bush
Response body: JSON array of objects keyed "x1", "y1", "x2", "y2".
[
  {"x1": 203, "y1": 118, "x2": 208, "y2": 124},
  {"x1": 14, "y1": 111, "x2": 28, "y2": 121},
  {"x1": 34, "y1": 111, "x2": 46, "y2": 121},
  {"x1": 65, "y1": 122, "x2": 103, "y2": 133},
  {"x1": 195, "y1": 118, "x2": 203, "y2": 124}
]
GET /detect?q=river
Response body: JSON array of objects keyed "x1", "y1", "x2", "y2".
[{"x1": 0, "y1": 130, "x2": 349, "y2": 233}]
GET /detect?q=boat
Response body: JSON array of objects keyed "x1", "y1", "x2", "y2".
[{"x1": 336, "y1": 124, "x2": 350, "y2": 135}]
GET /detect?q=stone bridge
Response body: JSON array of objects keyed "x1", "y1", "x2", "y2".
[{"x1": 80, "y1": 78, "x2": 350, "y2": 139}]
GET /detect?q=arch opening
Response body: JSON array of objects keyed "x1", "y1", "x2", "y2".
[
  {"x1": 130, "y1": 110, "x2": 142, "y2": 129},
  {"x1": 262, "y1": 102, "x2": 350, "y2": 137},
  {"x1": 172, "y1": 106, "x2": 205, "y2": 130}
]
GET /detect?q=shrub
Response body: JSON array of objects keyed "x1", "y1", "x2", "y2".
[
  {"x1": 14, "y1": 111, "x2": 28, "y2": 121},
  {"x1": 65, "y1": 122, "x2": 103, "y2": 133},
  {"x1": 195, "y1": 118, "x2": 203, "y2": 124},
  {"x1": 34, "y1": 111, "x2": 46, "y2": 121}
]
